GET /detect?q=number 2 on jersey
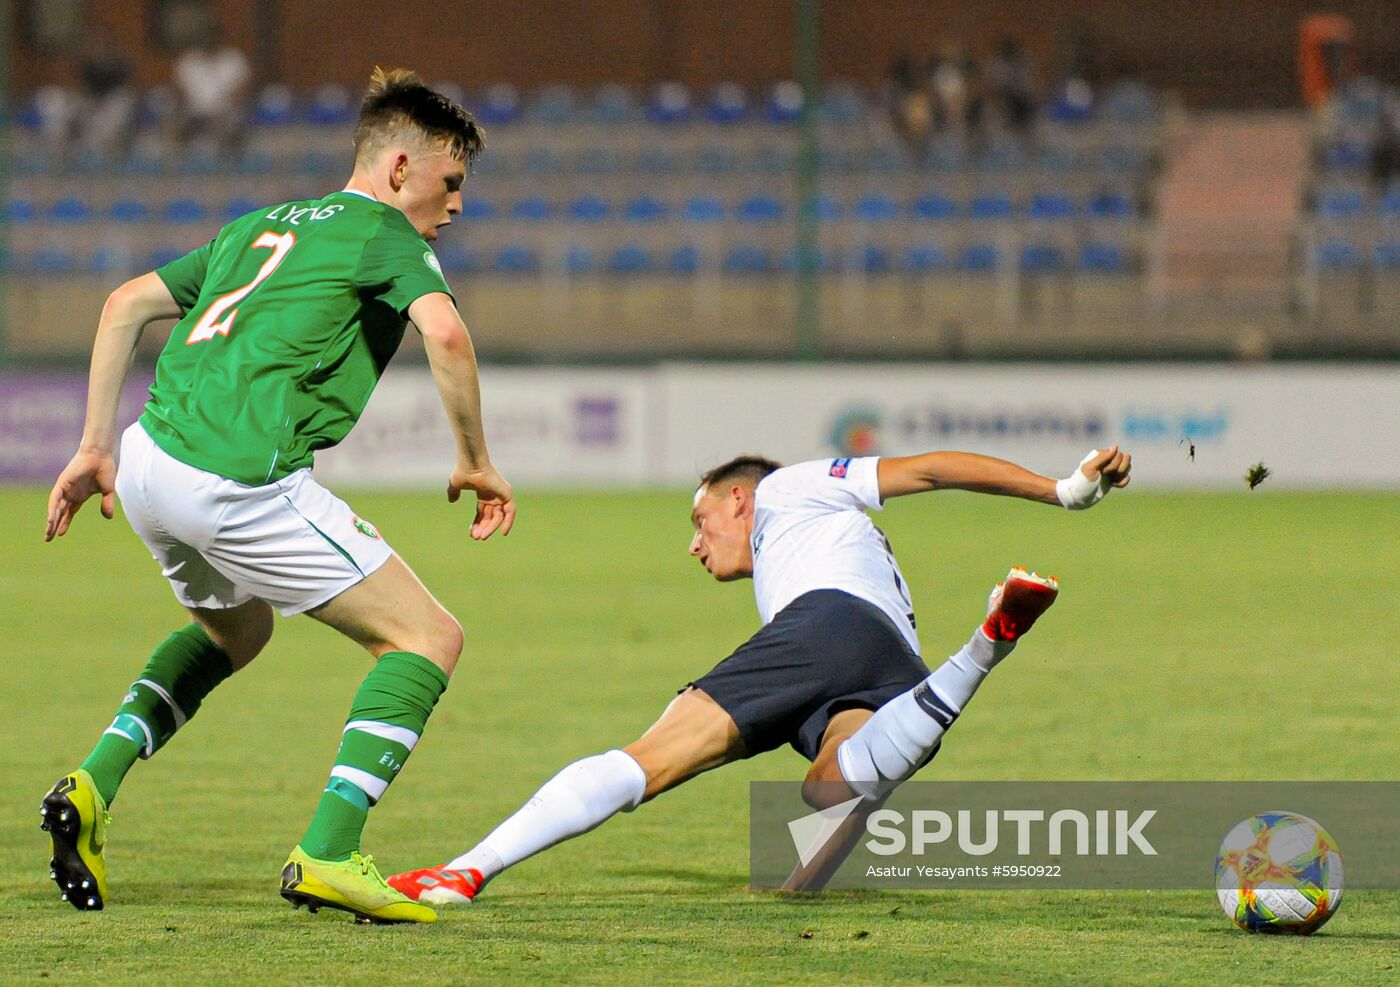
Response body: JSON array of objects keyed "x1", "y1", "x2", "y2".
[{"x1": 185, "y1": 231, "x2": 296, "y2": 345}]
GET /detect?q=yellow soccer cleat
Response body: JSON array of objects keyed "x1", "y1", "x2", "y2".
[
  {"x1": 280, "y1": 846, "x2": 437, "y2": 925},
  {"x1": 41, "y1": 769, "x2": 110, "y2": 910}
]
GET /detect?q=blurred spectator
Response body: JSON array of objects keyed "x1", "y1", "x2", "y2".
[
  {"x1": 1299, "y1": 14, "x2": 1354, "y2": 111},
  {"x1": 887, "y1": 55, "x2": 932, "y2": 161},
  {"x1": 172, "y1": 23, "x2": 251, "y2": 154},
  {"x1": 985, "y1": 37, "x2": 1037, "y2": 133},
  {"x1": 76, "y1": 28, "x2": 137, "y2": 159},
  {"x1": 928, "y1": 39, "x2": 982, "y2": 136},
  {"x1": 1373, "y1": 90, "x2": 1400, "y2": 193}
]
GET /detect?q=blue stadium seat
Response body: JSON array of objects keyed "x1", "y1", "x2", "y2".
[
  {"x1": 704, "y1": 83, "x2": 749, "y2": 124},
  {"x1": 493, "y1": 245, "x2": 539, "y2": 274},
  {"x1": 165, "y1": 199, "x2": 208, "y2": 224},
  {"x1": 33, "y1": 248, "x2": 78, "y2": 275},
  {"x1": 308, "y1": 84, "x2": 353, "y2": 126},
  {"x1": 784, "y1": 244, "x2": 839, "y2": 274},
  {"x1": 1046, "y1": 81, "x2": 1095, "y2": 124},
  {"x1": 959, "y1": 244, "x2": 1002, "y2": 271},
  {"x1": 120, "y1": 152, "x2": 162, "y2": 176},
  {"x1": 667, "y1": 244, "x2": 702, "y2": 276},
  {"x1": 1020, "y1": 243, "x2": 1067, "y2": 272},
  {"x1": 854, "y1": 244, "x2": 894, "y2": 274},
  {"x1": 5, "y1": 199, "x2": 37, "y2": 224},
  {"x1": 737, "y1": 195, "x2": 785, "y2": 223},
  {"x1": 528, "y1": 84, "x2": 580, "y2": 125},
  {"x1": 88, "y1": 249, "x2": 120, "y2": 275},
  {"x1": 969, "y1": 194, "x2": 1014, "y2": 220},
  {"x1": 608, "y1": 244, "x2": 654, "y2": 274},
  {"x1": 459, "y1": 198, "x2": 498, "y2": 221},
  {"x1": 567, "y1": 195, "x2": 610, "y2": 222},
  {"x1": 14, "y1": 95, "x2": 42, "y2": 131},
  {"x1": 224, "y1": 197, "x2": 260, "y2": 221},
  {"x1": 148, "y1": 247, "x2": 185, "y2": 269},
  {"x1": 1316, "y1": 240, "x2": 1362, "y2": 269},
  {"x1": 49, "y1": 198, "x2": 93, "y2": 224},
  {"x1": 853, "y1": 194, "x2": 899, "y2": 222},
  {"x1": 646, "y1": 82, "x2": 692, "y2": 125},
  {"x1": 749, "y1": 145, "x2": 795, "y2": 174},
  {"x1": 1029, "y1": 194, "x2": 1078, "y2": 221},
  {"x1": 511, "y1": 197, "x2": 552, "y2": 222},
  {"x1": 723, "y1": 244, "x2": 774, "y2": 274},
  {"x1": 903, "y1": 244, "x2": 953, "y2": 271},
  {"x1": 1101, "y1": 79, "x2": 1160, "y2": 124},
  {"x1": 235, "y1": 151, "x2": 276, "y2": 176},
  {"x1": 763, "y1": 82, "x2": 803, "y2": 124},
  {"x1": 1080, "y1": 242, "x2": 1130, "y2": 273},
  {"x1": 682, "y1": 197, "x2": 726, "y2": 223},
  {"x1": 1374, "y1": 242, "x2": 1400, "y2": 268},
  {"x1": 820, "y1": 82, "x2": 867, "y2": 124},
  {"x1": 179, "y1": 150, "x2": 220, "y2": 176},
  {"x1": 1090, "y1": 193, "x2": 1134, "y2": 219},
  {"x1": 911, "y1": 194, "x2": 958, "y2": 220},
  {"x1": 436, "y1": 244, "x2": 481, "y2": 274},
  {"x1": 564, "y1": 245, "x2": 597, "y2": 275},
  {"x1": 1323, "y1": 141, "x2": 1370, "y2": 170},
  {"x1": 252, "y1": 84, "x2": 297, "y2": 126},
  {"x1": 1381, "y1": 190, "x2": 1400, "y2": 216},
  {"x1": 478, "y1": 85, "x2": 522, "y2": 126},
  {"x1": 109, "y1": 200, "x2": 151, "y2": 223},
  {"x1": 802, "y1": 195, "x2": 841, "y2": 221},
  {"x1": 624, "y1": 196, "x2": 668, "y2": 222},
  {"x1": 588, "y1": 84, "x2": 639, "y2": 124},
  {"x1": 1317, "y1": 190, "x2": 1367, "y2": 219}
]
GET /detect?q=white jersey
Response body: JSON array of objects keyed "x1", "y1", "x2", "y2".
[{"x1": 750, "y1": 457, "x2": 919, "y2": 654}]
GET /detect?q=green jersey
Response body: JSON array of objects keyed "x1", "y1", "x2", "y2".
[{"x1": 142, "y1": 190, "x2": 452, "y2": 485}]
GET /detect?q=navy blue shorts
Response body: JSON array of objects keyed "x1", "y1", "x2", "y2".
[{"x1": 687, "y1": 590, "x2": 930, "y2": 762}]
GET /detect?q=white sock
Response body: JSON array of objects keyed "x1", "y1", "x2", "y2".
[
  {"x1": 837, "y1": 627, "x2": 1015, "y2": 800},
  {"x1": 446, "y1": 749, "x2": 647, "y2": 878}
]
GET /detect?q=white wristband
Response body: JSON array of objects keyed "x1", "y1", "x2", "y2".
[{"x1": 1055, "y1": 450, "x2": 1108, "y2": 510}]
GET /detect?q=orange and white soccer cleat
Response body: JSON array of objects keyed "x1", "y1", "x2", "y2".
[
  {"x1": 982, "y1": 567, "x2": 1059, "y2": 641},
  {"x1": 386, "y1": 865, "x2": 486, "y2": 906}
]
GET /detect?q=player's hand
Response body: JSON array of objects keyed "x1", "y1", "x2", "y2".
[
  {"x1": 447, "y1": 462, "x2": 516, "y2": 540},
  {"x1": 45, "y1": 449, "x2": 117, "y2": 542},
  {"x1": 1055, "y1": 445, "x2": 1131, "y2": 510}
]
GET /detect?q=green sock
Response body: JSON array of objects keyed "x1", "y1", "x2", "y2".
[
  {"x1": 300, "y1": 651, "x2": 449, "y2": 862},
  {"x1": 81, "y1": 625, "x2": 233, "y2": 806}
]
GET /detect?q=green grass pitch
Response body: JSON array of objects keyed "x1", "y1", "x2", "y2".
[{"x1": 2, "y1": 487, "x2": 1398, "y2": 984}]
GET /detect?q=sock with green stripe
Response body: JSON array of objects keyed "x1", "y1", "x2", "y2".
[
  {"x1": 80, "y1": 624, "x2": 234, "y2": 806},
  {"x1": 300, "y1": 651, "x2": 449, "y2": 862}
]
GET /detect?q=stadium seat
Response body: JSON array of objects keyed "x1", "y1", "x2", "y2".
[
  {"x1": 802, "y1": 195, "x2": 842, "y2": 221},
  {"x1": 1020, "y1": 243, "x2": 1067, "y2": 272},
  {"x1": 235, "y1": 151, "x2": 276, "y2": 176},
  {"x1": 575, "y1": 147, "x2": 622, "y2": 175},
  {"x1": 109, "y1": 200, "x2": 151, "y2": 223},
  {"x1": 308, "y1": 84, "x2": 353, "y2": 126},
  {"x1": 853, "y1": 194, "x2": 899, "y2": 222},
  {"x1": 749, "y1": 145, "x2": 795, "y2": 174},
  {"x1": 33, "y1": 248, "x2": 78, "y2": 275},
  {"x1": 667, "y1": 244, "x2": 701, "y2": 276},
  {"x1": 737, "y1": 195, "x2": 785, "y2": 223},
  {"x1": 681, "y1": 197, "x2": 726, "y2": 223},
  {"x1": 637, "y1": 146, "x2": 681, "y2": 174},
  {"x1": 523, "y1": 148, "x2": 564, "y2": 175},
  {"x1": 459, "y1": 198, "x2": 498, "y2": 222},
  {"x1": 587, "y1": 84, "x2": 639, "y2": 124},
  {"x1": 1322, "y1": 141, "x2": 1369, "y2": 171},
  {"x1": 723, "y1": 244, "x2": 774, "y2": 274},
  {"x1": 478, "y1": 84, "x2": 523, "y2": 126},
  {"x1": 911, "y1": 194, "x2": 958, "y2": 220},
  {"x1": 1101, "y1": 79, "x2": 1160, "y2": 124},
  {"x1": 179, "y1": 150, "x2": 220, "y2": 176},
  {"x1": 1080, "y1": 242, "x2": 1130, "y2": 273},
  {"x1": 1374, "y1": 242, "x2": 1400, "y2": 268},
  {"x1": 1316, "y1": 240, "x2": 1362, "y2": 269},
  {"x1": 88, "y1": 249, "x2": 120, "y2": 275},
  {"x1": 1028, "y1": 194, "x2": 1078, "y2": 221},
  {"x1": 164, "y1": 199, "x2": 208, "y2": 224},
  {"x1": 693, "y1": 147, "x2": 740, "y2": 175},
  {"x1": 252, "y1": 84, "x2": 298, "y2": 126},
  {"x1": 646, "y1": 82, "x2": 692, "y2": 125},
  {"x1": 624, "y1": 196, "x2": 668, "y2": 222},
  {"x1": 903, "y1": 243, "x2": 953, "y2": 271},
  {"x1": 49, "y1": 198, "x2": 93, "y2": 224},
  {"x1": 820, "y1": 81, "x2": 867, "y2": 124},
  {"x1": 148, "y1": 247, "x2": 185, "y2": 269},
  {"x1": 784, "y1": 244, "x2": 839, "y2": 274},
  {"x1": 437, "y1": 244, "x2": 482, "y2": 274},
  {"x1": 511, "y1": 197, "x2": 552, "y2": 221},
  {"x1": 1316, "y1": 190, "x2": 1367, "y2": 219},
  {"x1": 564, "y1": 245, "x2": 597, "y2": 275},
  {"x1": 763, "y1": 81, "x2": 803, "y2": 124},
  {"x1": 608, "y1": 244, "x2": 654, "y2": 274},
  {"x1": 5, "y1": 199, "x2": 37, "y2": 224},
  {"x1": 567, "y1": 195, "x2": 610, "y2": 222},
  {"x1": 528, "y1": 84, "x2": 580, "y2": 125},
  {"x1": 704, "y1": 83, "x2": 750, "y2": 124},
  {"x1": 959, "y1": 243, "x2": 1002, "y2": 271},
  {"x1": 1090, "y1": 193, "x2": 1135, "y2": 219},
  {"x1": 854, "y1": 244, "x2": 894, "y2": 274},
  {"x1": 969, "y1": 194, "x2": 1014, "y2": 220},
  {"x1": 493, "y1": 245, "x2": 539, "y2": 273}
]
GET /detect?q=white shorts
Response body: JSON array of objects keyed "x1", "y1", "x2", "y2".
[{"x1": 117, "y1": 422, "x2": 393, "y2": 616}]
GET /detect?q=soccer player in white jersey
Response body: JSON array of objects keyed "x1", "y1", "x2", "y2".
[{"x1": 388, "y1": 444, "x2": 1132, "y2": 899}]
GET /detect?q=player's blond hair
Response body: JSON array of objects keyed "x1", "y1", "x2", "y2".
[{"x1": 352, "y1": 66, "x2": 485, "y2": 165}]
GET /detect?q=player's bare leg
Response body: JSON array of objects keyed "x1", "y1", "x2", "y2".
[
  {"x1": 43, "y1": 597, "x2": 271, "y2": 910},
  {"x1": 280, "y1": 554, "x2": 463, "y2": 924},
  {"x1": 837, "y1": 568, "x2": 1058, "y2": 802},
  {"x1": 784, "y1": 708, "x2": 889, "y2": 891},
  {"x1": 388, "y1": 688, "x2": 746, "y2": 904}
]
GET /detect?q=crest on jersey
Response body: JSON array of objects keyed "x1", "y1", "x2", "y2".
[
  {"x1": 829, "y1": 457, "x2": 851, "y2": 478},
  {"x1": 423, "y1": 250, "x2": 443, "y2": 276},
  {"x1": 352, "y1": 516, "x2": 381, "y2": 540}
]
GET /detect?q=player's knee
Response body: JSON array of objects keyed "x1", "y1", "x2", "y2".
[
  {"x1": 802, "y1": 760, "x2": 858, "y2": 810},
  {"x1": 417, "y1": 608, "x2": 464, "y2": 676},
  {"x1": 198, "y1": 602, "x2": 273, "y2": 670}
]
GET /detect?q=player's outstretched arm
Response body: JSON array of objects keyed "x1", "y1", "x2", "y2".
[
  {"x1": 876, "y1": 446, "x2": 1132, "y2": 508},
  {"x1": 410, "y1": 292, "x2": 516, "y2": 540},
  {"x1": 45, "y1": 273, "x2": 182, "y2": 541}
]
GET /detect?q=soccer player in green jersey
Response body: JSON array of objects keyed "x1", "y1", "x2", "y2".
[{"x1": 39, "y1": 68, "x2": 512, "y2": 924}]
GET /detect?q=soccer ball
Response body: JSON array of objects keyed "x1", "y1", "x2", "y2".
[{"x1": 1215, "y1": 811, "x2": 1343, "y2": 935}]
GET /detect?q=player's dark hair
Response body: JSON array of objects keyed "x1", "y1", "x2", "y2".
[
  {"x1": 353, "y1": 66, "x2": 485, "y2": 165},
  {"x1": 698, "y1": 455, "x2": 782, "y2": 493}
]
